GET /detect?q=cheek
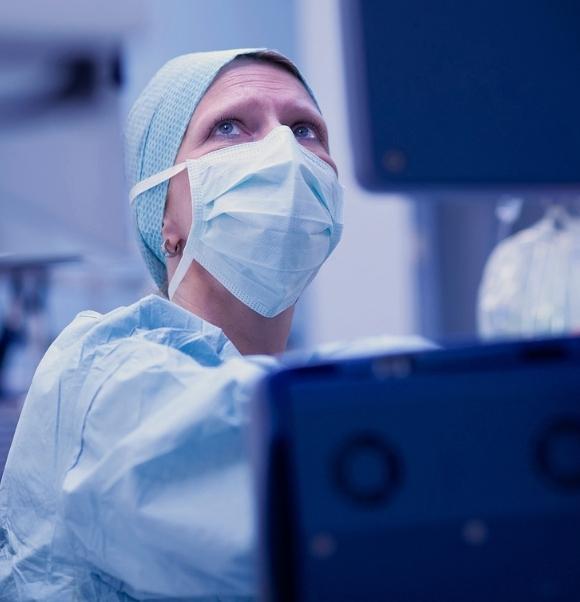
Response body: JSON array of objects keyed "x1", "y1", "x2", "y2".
[
  {"x1": 316, "y1": 151, "x2": 338, "y2": 175},
  {"x1": 302, "y1": 143, "x2": 338, "y2": 175},
  {"x1": 166, "y1": 171, "x2": 193, "y2": 237}
]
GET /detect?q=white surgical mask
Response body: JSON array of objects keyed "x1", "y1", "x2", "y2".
[{"x1": 130, "y1": 126, "x2": 344, "y2": 317}]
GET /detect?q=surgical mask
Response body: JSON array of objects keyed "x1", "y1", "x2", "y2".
[{"x1": 130, "y1": 126, "x2": 344, "y2": 317}]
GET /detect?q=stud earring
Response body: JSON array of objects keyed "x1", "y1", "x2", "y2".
[{"x1": 161, "y1": 239, "x2": 182, "y2": 258}]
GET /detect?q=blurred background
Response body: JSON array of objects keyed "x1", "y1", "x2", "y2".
[{"x1": 1, "y1": 0, "x2": 579, "y2": 470}]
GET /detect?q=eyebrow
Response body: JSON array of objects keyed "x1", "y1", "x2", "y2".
[{"x1": 195, "y1": 95, "x2": 330, "y2": 148}]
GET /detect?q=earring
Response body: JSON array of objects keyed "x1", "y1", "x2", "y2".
[{"x1": 161, "y1": 239, "x2": 181, "y2": 258}]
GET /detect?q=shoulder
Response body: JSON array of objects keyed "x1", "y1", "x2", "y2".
[
  {"x1": 26, "y1": 295, "x2": 237, "y2": 414},
  {"x1": 49, "y1": 294, "x2": 232, "y2": 363}
]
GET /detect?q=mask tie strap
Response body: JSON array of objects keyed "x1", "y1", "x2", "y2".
[
  {"x1": 168, "y1": 245, "x2": 193, "y2": 301},
  {"x1": 129, "y1": 162, "x2": 187, "y2": 204}
]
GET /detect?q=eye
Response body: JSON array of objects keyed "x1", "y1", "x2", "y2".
[
  {"x1": 212, "y1": 119, "x2": 242, "y2": 138},
  {"x1": 293, "y1": 123, "x2": 319, "y2": 141}
]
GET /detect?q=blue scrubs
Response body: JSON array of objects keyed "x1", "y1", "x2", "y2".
[{"x1": 0, "y1": 295, "x2": 429, "y2": 601}]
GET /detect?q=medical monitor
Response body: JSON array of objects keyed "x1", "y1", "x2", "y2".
[
  {"x1": 341, "y1": 0, "x2": 580, "y2": 196},
  {"x1": 255, "y1": 336, "x2": 580, "y2": 601}
]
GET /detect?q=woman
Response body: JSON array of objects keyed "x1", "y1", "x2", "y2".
[{"x1": 0, "y1": 48, "x2": 426, "y2": 601}]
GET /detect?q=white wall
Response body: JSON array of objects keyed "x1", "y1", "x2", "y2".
[
  {"x1": 296, "y1": 0, "x2": 420, "y2": 344},
  {"x1": 122, "y1": 0, "x2": 299, "y2": 113}
]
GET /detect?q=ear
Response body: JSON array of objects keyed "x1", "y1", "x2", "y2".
[
  {"x1": 162, "y1": 189, "x2": 188, "y2": 282},
  {"x1": 161, "y1": 215, "x2": 185, "y2": 282},
  {"x1": 163, "y1": 169, "x2": 192, "y2": 263},
  {"x1": 161, "y1": 213, "x2": 183, "y2": 256}
]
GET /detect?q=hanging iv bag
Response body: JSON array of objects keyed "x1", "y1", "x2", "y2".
[{"x1": 478, "y1": 205, "x2": 580, "y2": 339}]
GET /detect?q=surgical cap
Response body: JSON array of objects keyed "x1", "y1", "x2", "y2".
[{"x1": 125, "y1": 48, "x2": 320, "y2": 293}]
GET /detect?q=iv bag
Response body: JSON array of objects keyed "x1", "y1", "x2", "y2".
[{"x1": 478, "y1": 205, "x2": 580, "y2": 339}]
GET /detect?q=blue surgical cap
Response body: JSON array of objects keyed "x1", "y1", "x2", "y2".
[{"x1": 125, "y1": 48, "x2": 319, "y2": 293}]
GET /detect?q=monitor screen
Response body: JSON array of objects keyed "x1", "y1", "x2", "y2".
[{"x1": 341, "y1": 0, "x2": 580, "y2": 195}]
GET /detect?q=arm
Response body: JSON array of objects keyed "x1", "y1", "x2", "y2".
[
  {"x1": 56, "y1": 337, "x2": 271, "y2": 599},
  {"x1": 282, "y1": 334, "x2": 436, "y2": 366}
]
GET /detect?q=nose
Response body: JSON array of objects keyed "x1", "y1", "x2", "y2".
[
  {"x1": 257, "y1": 117, "x2": 289, "y2": 140},
  {"x1": 255, "y1": 115, "x2": 338, "y2": 176}
]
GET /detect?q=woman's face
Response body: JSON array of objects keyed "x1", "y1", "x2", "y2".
[{"x1": 164, "y1": 58, "x2": 336, "y2": 247}]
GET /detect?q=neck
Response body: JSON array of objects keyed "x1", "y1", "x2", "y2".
[{"x1": 170, "y1": 263, "x2": 294, "y2": 356}]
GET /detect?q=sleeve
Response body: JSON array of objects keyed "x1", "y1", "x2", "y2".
[
  {"x1": 56, "y1": 336, "x2": 269, "y2": 600},
  {"x1": 285, "y1": 334, "x2": 437, "y2": 365}
]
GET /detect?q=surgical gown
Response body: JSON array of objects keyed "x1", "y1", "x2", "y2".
[{"x1": 0, "y1": 295, "x2": 430, "y2": 601}]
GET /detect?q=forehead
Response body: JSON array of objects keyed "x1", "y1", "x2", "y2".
[{"x1": 194, "y1": 58, "x2": 319, "y2": 115}]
